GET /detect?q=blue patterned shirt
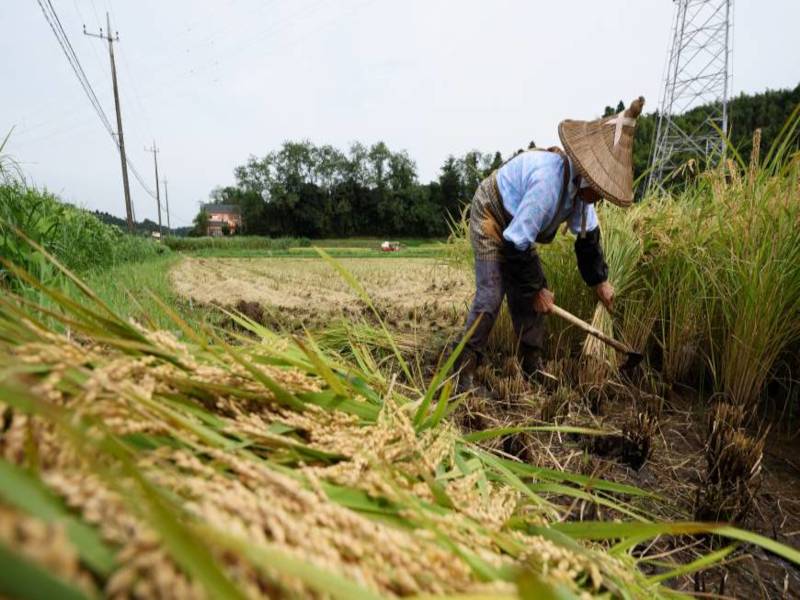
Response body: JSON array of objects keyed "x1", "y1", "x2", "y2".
[{"x1": 496, "y1": 151, "x2": 599, "y2": 251}]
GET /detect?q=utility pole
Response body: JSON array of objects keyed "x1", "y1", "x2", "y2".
[
  {"x1": 145, "y1": 141, "x2": 162, "y2": 239},
  {"x1": 162, "y1": 178, "x2": 171, "y2": 235},
  {"x1": 84, "y1": 13, "x2": 134, "y2": 233}
]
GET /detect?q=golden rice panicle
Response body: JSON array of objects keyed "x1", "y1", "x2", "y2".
[{"x1": 0, "y1": 506, "x2": 97, "y2": 596}]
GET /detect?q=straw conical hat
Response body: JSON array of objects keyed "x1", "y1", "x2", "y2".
[{"x1": 558, "y1": 96, "x2": 645, "y2": 207}]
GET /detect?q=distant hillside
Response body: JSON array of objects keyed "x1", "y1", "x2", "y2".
[
  {"x1": 607, "y1": 83, "x2": 800, "y2": 182},
  {"x1": 92, "y1": 211, "x2": 190, "y2": 237}
]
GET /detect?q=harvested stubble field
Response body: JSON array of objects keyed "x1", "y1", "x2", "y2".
[{"x1": 170, "y1": 257, "x2": 472, "y2": 331}]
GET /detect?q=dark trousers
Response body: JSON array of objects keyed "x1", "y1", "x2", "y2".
[{"x1": 462, "y1": 259, "x2": 546, "y2": 360}]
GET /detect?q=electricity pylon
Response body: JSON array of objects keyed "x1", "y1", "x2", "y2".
[{"x1": 648, "y1": 0, "x2": 733, "y2": 189}]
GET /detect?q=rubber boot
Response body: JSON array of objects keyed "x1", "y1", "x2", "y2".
[
  {"x1": 520, "y1": 346, "x2": 558, "y2": 389},
  {"x1": 455, "y1": 347, "x2": 480, "y2": 395}
]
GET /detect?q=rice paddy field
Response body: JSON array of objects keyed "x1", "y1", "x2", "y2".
[{"x1": 2, "y1": 119, "x2": 800, "y2": 599}]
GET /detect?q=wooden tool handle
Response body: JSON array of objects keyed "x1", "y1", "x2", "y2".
[{"x1": 549, "y1": 304, "x2": 631, "y2": 355}]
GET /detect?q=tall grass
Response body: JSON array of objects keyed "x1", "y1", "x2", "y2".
[
  {"x1": 81, "y1": 255, "x2": 217, "y2": 331},
  {"x1": 0, "y1": 130, "x2": 22, "y2": 183},
  {"x1": 580, "y1": 207, "x2": 644, "y2": 384},
  {"x1": 0, "y1": 183, "x2": 165, "y2": 287}
]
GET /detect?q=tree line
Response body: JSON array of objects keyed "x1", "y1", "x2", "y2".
[
  {"x1": 195, "y1": 84, "x2": 799, "y2": 238},
  {"x1": 197, "y1": 142, "x2": 503, "y2": 238},
  {"x1": 93, "y1": 211, "x2": 192, "y2": 237}
]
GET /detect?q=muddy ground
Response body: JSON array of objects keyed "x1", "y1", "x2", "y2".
[
  {"x1": 172, "y1": 256, "x2": 800, "y2": 598},
  {"x1": 453, "y1": 351, "x2": 800, "y2": 598}
]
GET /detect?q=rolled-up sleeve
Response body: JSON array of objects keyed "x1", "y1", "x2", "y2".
[{"x1": 502, "y1": 160, "x2": 563, "y2": 251}]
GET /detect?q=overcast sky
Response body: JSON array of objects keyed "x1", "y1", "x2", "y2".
[{"x1": 3, "y1": 0, "x2": 799, "y2": 228}]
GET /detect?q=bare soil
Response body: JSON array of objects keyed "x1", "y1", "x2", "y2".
[
  {"x1": 458, "y1": 362, "x2": 800, "y2": 599},
  {"x1": 597, "y1": 394, "x2": 800, "y2": 598}
]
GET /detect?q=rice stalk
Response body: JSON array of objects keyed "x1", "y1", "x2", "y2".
[
  {"x1": 694, "y1": 402, "x2": 766, "y2": 524},
  {"x1": 580, "y1": 206, "x2": 643, "y2": 387}
]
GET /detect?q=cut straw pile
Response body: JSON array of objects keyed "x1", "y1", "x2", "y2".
[{"x1": 1, "y1": 331, "x2": 524, "y2": 597}]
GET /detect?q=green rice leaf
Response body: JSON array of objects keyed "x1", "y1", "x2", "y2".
[
  {"x1": 414, "y1": 318, "x2": 477, "y2": 428},
  {"x1": 435, "y1": 535, "x2": 508, "y2": 582},
  {"x1": 527, "y1": 482, "x2": 649, "y2": 521},
  {"x1": 0, "y1": 459, "x2": 115, "y2": 577},
  {"x1": 423, "y1": 471, "x2": 455, "y2": 509},
  {"x1": 296, "y1": 388, "x2": 380, "y2": 420},
  {"x1": 552, "y1": 521, "x2": 800, "y2": 566},
  {"x1": 491, "y1": 455, "x2": 655, "y2": 498},
  {"x1": 517, "y1": 569, "x2": 581, "y2": 600},
  {"x1": 0, "y1": 541, "x2": 92, "y2": 600},
  {"x1": 647, "y1": 544, "x2": 736, "y2": 584},
  {"x1": 0, "y1": 381, "x2": 249, "y2": 600},
  {"x1": 294, "y1": 334, "x2": 348, "y2": 396},
  {"x1": 315, "y1": 247, "x2": 414, "y2": 383},
  {"x1": 421, "y1": 378, "x2": 453, "y2": 431},
  {"x1": 465, "y1": 447, "x2": 559, "y2": 517},
  {"x1": 208, "y1": 329, "x2": 307, "y2": 411},
  {"x1": 462, "y1": 425, "x2": 612, "y2": 443},
  {"x1": 198, "y1": 526, "x2": 384, "y2": 600}
]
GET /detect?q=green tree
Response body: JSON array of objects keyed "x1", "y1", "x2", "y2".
[
  {"x1": 489, "y1": 151, "x2": 503, "y2": 173},
  {"x1": 192, "y1": 209, "x2": 209, "y2": 237},
  {"x1": 438, "y1": 156, "x2": 463, "y2": 219}
]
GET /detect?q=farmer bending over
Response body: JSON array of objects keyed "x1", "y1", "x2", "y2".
[{"x1": 457, "y1": 96, "x2": 644, "y2": 392}]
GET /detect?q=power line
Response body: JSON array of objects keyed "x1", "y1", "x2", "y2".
[
  {"x1": 37, "y1": 0, "x2": 115, "y2": 134},
  {"x1": 89, "y1": 0, "x2": 103, "y2": 29},
  {"x1": 35, "y1": 0, "x2": 159, "y2": 225},
  {"x1": 71, "y1": 0, "x2": 105, "y2": 75}
]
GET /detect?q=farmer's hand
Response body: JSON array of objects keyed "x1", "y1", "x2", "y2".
[
  {"x1": 533, "y1": 288, "x2": 555, "y2": 314},
  {"x1": 595, "y1": 281, "x2": 615, "y2": 311}
]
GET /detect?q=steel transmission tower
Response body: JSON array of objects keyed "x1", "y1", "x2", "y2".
[{"x1": 648, "y1": 0, "x2": 733, "y2": 189}]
